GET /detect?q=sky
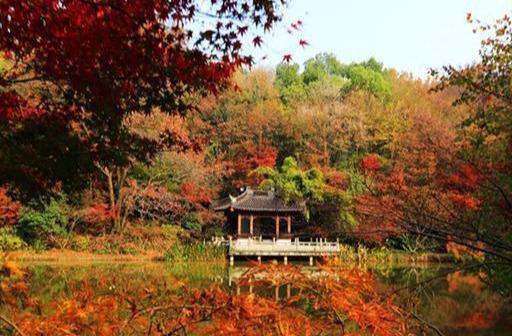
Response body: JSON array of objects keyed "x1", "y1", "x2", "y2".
[{"x1": 248, "y1": 0, "x2": 512, "y2": 78}]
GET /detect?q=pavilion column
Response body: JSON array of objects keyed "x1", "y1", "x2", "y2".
[
  {"x1": 237, "y1": 214, "x2": 242, "y2": 236},
  {"x1": 249, "y1": 215, "x2": 254, "y2": 236},
  {"x1": 287, "y1": 216, "x2": 291, "y2": 234},
  {"x1": 275, "y1": 215, "x2": 280, "y2": 238}
]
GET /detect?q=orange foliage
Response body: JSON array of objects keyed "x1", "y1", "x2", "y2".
[
  {"x1": 17, "y1": 282, "x2": 124, "y2": 336},
  {"x1": 0, "y1": 187, "x2": 21, "y2": 226},
  {"x1": 446, "y1": 239, "x2": 485, "y2": 260},
  {"x1": 1, "y1": 259, "x2": 411, "y2": 336},
  {"x1": 81, "y1": 203, "x2": 114, "y2": 227}
]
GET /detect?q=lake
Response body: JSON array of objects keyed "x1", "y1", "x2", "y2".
[{"x1": 12, "y1": 260, "x2": 512, "y2": 335}]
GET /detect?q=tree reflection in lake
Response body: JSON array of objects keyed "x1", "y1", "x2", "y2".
[{"x1": 1, "y1": 260, "x2": 511, "y2": 335}]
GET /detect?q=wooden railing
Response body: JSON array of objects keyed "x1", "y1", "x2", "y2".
[{"x1": 227, "y1": 237, "x2": 340, "y2": 256}]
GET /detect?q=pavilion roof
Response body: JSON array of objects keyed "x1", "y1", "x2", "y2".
[{"x1": 212, "y1": 187, "x2": 305, "y2": 213}]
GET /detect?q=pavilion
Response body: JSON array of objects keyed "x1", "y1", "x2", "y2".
[{"x1": 213, "y1": 187, "x2": 305, "y2": 239}]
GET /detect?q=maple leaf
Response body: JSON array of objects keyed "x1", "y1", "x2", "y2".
[
  {"x1": 282, "y1": 54, "x2": 293, "y2": 63},
  {"x1": 291, "y1": 23, "x2": 300, "y2": 31},
  {"x1": 299, "y1": 39, "x2": 309, "y2": 48},
  {"x1": 252, "y1": 36, "x2": 263, "y2": 47},
  {"x1": 238, "y1": 26, "x2": 248, "y2": 35}
]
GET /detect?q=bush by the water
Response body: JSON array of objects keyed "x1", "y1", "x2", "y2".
[
  {"x1": 16, "y1": 198, "x2": 69, "y2": 248},
  {"x1": 164, "y1": 242, "x2": 225, "y2": 262},
  {"x1": 0, "y1": 228, "x2": 25, "y2": 251}
]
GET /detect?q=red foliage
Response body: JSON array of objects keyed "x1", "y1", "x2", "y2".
[
  {"x1": 252, "y1": 146, "x2": 278, "y2": 168},
  {"x1": 0, "y1": 1, "x2": 282, "y2": 107},
  {"x1": 180, "y1": 182, "x2": 212, "y2": 205},
  {"x1": 445, "y1": 163, "x2": 482, "y2": 191},
  {"x1": 299, "y1": 39, "x2": 309, "y2": 48},
  {"x1": 82, "y1": 203, "x2": 114, "y2": 227},
  {"x1": 229, "y1": 141, "x2": 278, "y2": 187},
  {"x1": 449, "y1": 192, "x2": 482, "y2": 210},
  {"x1": 0, "y1": 187, "x2": 21, "y2": 226},
  {"x1": 361, "y1": 154, "x2": 382, "y2": 172},
  {"x1": 0, "y1": 0, "x2": 285, "y2": 194},
  {"x1": 0, "y1": 92, "x2": 43, "y2": 122},
  {"x1": 387, "y1": 167, "x2": 406, "y2": 192}
]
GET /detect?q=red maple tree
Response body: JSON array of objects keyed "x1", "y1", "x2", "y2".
[{"x1": 0, "y1": 0, "x2": 287, "y2": 197}]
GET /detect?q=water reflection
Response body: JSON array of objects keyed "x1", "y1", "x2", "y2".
[{"x1": 17, "y1": 261, "x2": 512, "y2": 335}]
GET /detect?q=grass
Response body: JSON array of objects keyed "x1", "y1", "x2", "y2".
[
  {"x1": 164, "y1": 242, "x2": 226, "y2": 262},
  {"x1": 338, "y1": 244, "x2": 466, "y2": 265}
]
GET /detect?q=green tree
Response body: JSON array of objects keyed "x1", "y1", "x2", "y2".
[
  {"x1": 254, "y1": 157, "x2": 356, "y2": 234},
  {"x1": 275, "y1": 63, "x2": 307, "y2": 104}
]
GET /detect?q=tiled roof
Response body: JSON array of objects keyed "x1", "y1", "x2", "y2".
[{"x1": 212, "y1": 187, "x2": 304, "y2": 213}]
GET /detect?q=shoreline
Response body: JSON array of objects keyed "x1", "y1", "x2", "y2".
[
  {"x1": 2, "y1": 249, "x2": 466, "y2": 265},
  {"x1": 4, "y1": 250, "x2": 165, "y2": 263}
]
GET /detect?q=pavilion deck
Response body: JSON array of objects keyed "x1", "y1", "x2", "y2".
[{"x1": 227, "y1": 237, "x2": 340, "y2": 265}]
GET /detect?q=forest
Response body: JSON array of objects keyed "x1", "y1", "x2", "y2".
[
  {"x1": 0, "y1": 1, "x2": 511, "y2": 335},
  {"x1": 1, "y1": 45, "x2": 510, "y2": 260}
]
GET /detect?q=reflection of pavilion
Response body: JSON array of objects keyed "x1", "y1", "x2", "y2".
[
  {"x1": 226, "y1": 266, "x2": 305, "y2": 302},
  {"x1": 213, "y1": 187, "x2": 340, "y2": 266}
]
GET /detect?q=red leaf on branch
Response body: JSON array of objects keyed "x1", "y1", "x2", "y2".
[
  {"x1": 299, "y1": 39, "x2": 309, "y2": 48},
  {"x1": 252, "y1": 36, "x2": 263, "y2": 47},
  {"x1": 282, "y1": 54, "x2": 293, "y2": 63}
]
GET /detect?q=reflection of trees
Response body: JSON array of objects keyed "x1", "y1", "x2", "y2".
[
  {"x1": 3, "y1": 260, "x2": 410, "y2": 336},
  {"x1": 4, "y1": 261, "x2": 511, "y2": 335},
  {"x1": 392, "y1": 265, "x2": 511, "y2": 335}
]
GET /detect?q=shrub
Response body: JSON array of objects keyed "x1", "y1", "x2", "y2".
[
  {"x1": 0, "y1": 228, "x2": 24, "y2": 251},
  {"x1": 202, "y1": 224, "x2": 223, "y2": 238},
  {"x1": 17, "y1": 198, "x2": 69, "y2": 247},
  {"x1": 70, "y1": 234, "x2": 90, "y2": 252},
  {"x1": 180, "y1": 213, "x2": 201, "y2": 232},
  {"x1": 31, "y1": 239, "x2": 47, "y2": 253}
]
